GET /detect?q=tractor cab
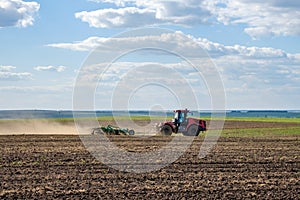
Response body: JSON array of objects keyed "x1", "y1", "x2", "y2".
[
  {"x1": 158, "y1": 108, "x2": 206, "y2": 136},
  {"x1": 172, "y1": 109, "x2": 189, "y2": 126}
]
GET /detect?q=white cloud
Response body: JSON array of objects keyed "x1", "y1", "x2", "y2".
[
  {"x1": 48, "y1": 31, "x2": 300, "y2": 97},
  {"x1": 47, "y1": 37, "x2": 108, "y2": 51},
  {"x1": 76, "y1": 0, "x2": 211, "y2": 28},
  {"x1": 79, "y1": 0, "x2": 300, "y2": 38},
  {"x1": 47, "y1": 31, "x2": 290, "y2": 60},
  {"x1": 48, "y1": 31, "x2": 300, "y2": 109},
  {"x1": 87, "y1": 0, "x2": 132, "y2": 7},
  {"x1": 154, "y1": 0, "x2": 211, "y2": 24},
  {"x1": 0, "y1": 71, "x2": 32, "y2": 81},
  {"x1": 75, "y1": 7, "x2": 158, "y2": 28},
  {"x1": 0, "y1": 0, "x2": 40, "y2": 28},
  {"x1": 0, "y1": 65, "x2": 16, "y2": 71},
  {"x1": 34, "y1": 65, "x2": 66, "y2": 72},
  {"x1": 204, "y1": 0, "x2": 300, "y2": 38},
  {"x1": 0, "y1": 65, "x2": 32, "y2": 80}
]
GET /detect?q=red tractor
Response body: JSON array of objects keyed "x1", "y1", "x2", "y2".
[{"x1": 158, "y1": 109, "x2": 206, "y2": 136}]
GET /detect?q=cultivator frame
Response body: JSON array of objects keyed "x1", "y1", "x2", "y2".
[{"x1": 91, "y1": 125, "x2": 135, "y2": 135}]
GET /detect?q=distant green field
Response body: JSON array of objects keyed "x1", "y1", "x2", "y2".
[
  {"x1": 1, "y1": 116, "x2": 300, "y2": 124},
  {"x1": 223, "y1": 117, "x2": 300, "y2": 123},
  {"x1": 218, "y1": 127, "x2": 300, "y2": 137}
]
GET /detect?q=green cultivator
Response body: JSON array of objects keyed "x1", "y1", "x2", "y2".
[{"x1": 91, "y1": 125, "x2": 135, "y2": 135}]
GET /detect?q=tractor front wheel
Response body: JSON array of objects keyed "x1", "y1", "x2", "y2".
[
  {"x1": 160, "y1": 125, "x2": 173, "y2": 136},
  {"x1": 184, "y1": 124, "x2": 200, "y2": 136}
]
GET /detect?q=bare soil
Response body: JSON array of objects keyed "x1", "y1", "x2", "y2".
[{"x1": 0, "y1": 129, "x2": 299, "y2": 199}]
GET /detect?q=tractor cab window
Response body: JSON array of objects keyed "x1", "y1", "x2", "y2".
[
  {"x1": 178, "y1": 112, "x2": 183, "y2": 123},
  {"x1": 172, "y1": 112, "x2": 179, "y2": 123},
  {"x1": 174, "y1": 112, "x2": 179, "y2": 120},
  {"x1": 173, "y1": 111, "x2": 183, "y2": 123}
]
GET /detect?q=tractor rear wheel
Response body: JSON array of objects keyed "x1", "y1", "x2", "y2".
[
  {"x1": 184, "y1": 124, "x2": 200, "y2": 136},
  {"x1": 160, "y1": 125, "x2": 173, "y2": 136}
]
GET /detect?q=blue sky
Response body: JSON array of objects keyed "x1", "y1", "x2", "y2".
[{"x1": 0, "y1": 0, "x2": 300, "y2": 110}]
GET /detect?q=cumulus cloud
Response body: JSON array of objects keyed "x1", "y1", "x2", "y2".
[
  {"x1": 0, "y1": 65, "x2": 32, "y2": 81},
  {"x1": 47, "y1": 31, "x2": 290, "y2": 60},
  {"x1": 34, "y1": 65, "x2": 66, "y2": 72},
  {"x1": 49, "y1": 31, "x2": 300, "y2": 109},
  {"x1": 76, "y1": 0, "x2": 211, "y2": 28},
  {"x1": 0, "y1": 71, "x2": 32, "y2": 81},
  {"x1": 75, "y1": 7, "x2": 159, "y2": 28},
  {"x1": 79, "y1": 0, "x2": 300, "y2": 38},
  {"x1": 47, "y1": 29, "x2": 297, "y2": 93},
  {"x1": 0, "y1": 0, "x2": 40, "y2": 28},
  {"x1": 47, "y1": 37, "x2": 108, "y2": 51},
  {"x1": 204, "y1": 0, "x2": 300, "y2": 38},
  {"x1": 0, "y1": 65, "x2": 16, "y2": 71}
]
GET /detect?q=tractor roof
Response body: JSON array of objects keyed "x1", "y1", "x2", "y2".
[{"x1": 174, "y1": 109, "x2": 189, "y2": 113}]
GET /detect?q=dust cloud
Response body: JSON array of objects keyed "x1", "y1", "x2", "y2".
[{"x1": 0, "y1": 119, "x2": 77, "y2": 135}]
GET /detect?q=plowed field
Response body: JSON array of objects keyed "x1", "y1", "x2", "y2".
[{"x1": 0, "y1": 120, "x2": 299, "y2": 199}]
